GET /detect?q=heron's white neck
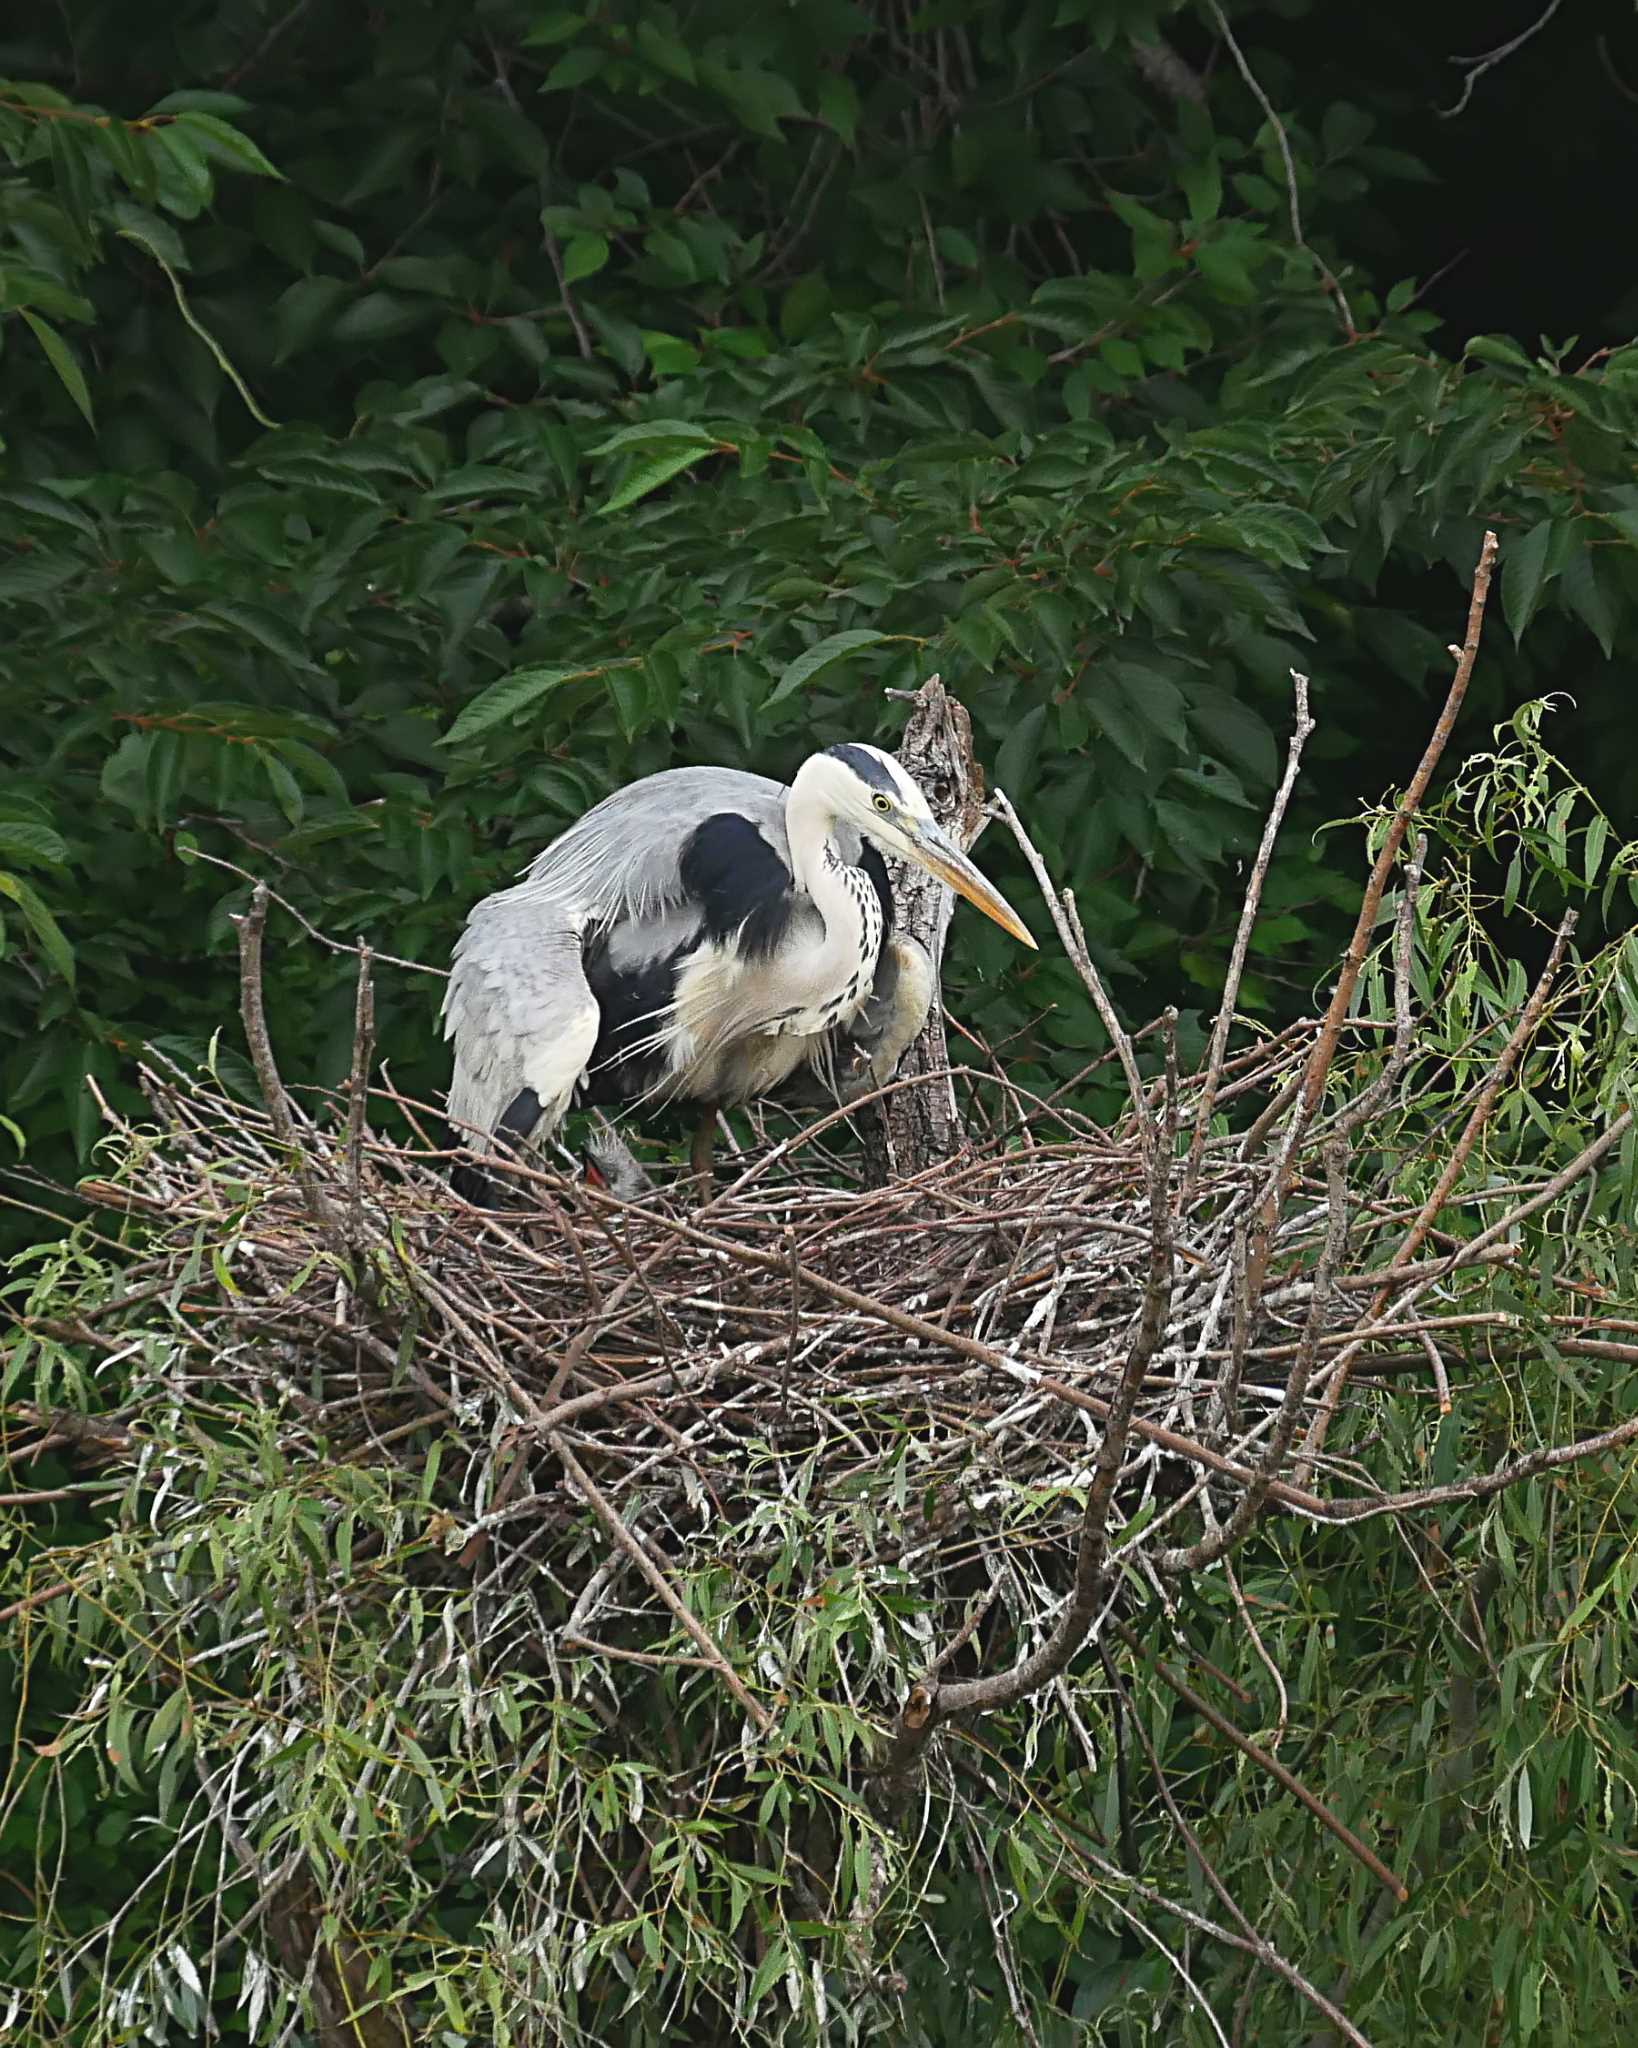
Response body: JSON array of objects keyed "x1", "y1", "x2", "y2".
[{"x1": 784, "y1": 758, "x2": 882, "y2": 991}]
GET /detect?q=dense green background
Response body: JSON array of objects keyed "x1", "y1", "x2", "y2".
[{"x1": 4, "y1": 3, "x2": 1638, "y2": 2042}]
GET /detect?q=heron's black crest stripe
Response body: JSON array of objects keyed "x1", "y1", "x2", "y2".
[
  {"x1": 826, "y1": 743, "x2": 900, "y2": 796},
  {"x1": 678, "y1": 812, "x2": 795, "y2": 961}
]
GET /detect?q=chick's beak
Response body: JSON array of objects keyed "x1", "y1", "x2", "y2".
[{"x1": 911, "y1": 823, "x2": 1037, "y2": 950}]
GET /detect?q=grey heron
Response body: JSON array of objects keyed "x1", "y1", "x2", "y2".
[{"x1": 443, "y1": 742, "x2": 1034, "y2": 1201}]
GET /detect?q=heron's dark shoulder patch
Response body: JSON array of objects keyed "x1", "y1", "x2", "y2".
[
  {"x1": 583, "y1": 935, "x2": 687, "y2": 1102},
  {"x1": 858, "y1": 841, "x2": 895, "y2": 941},
  {"x1": 826, "y1": 743, "x2": 900, "y2": 796},
  {"x1": 679, "y1": 812, "x2": 795, "y2": 960}
]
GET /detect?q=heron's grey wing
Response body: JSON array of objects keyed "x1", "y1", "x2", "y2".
[
  {"x1": 442, "y1": 889, "x2": 600, "y2": 1147},
  {"x1": 517, "y1": 766, "x2": 793, "y2": 926}
]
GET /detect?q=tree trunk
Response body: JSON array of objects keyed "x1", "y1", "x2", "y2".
[{"x1": 861, "y1": 675, "x2": 987, "y2": 1185}]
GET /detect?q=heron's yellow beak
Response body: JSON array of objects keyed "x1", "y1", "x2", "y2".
[{"x1": 912, "y1": 825, "x2": 1037, "y2": 950}]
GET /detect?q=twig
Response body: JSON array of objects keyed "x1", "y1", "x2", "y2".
[
  {"x1": 1375, "y1": 910, "x2": 1576, "y2": 1284},
  {"x1": 233, "y1": 884, "x2": 350, "y2": 1256},
  {"x1": 1440, "y1": 0, "x2": 1563, "y2": 119},
  {"x1": 1157, "y1": 1138, "x2": 1349, "y2": 1575},
  {"x1": 1204, "y1": 0, "x2": 1355, "y2": 334},
  {"x1": 1249, "y1": 531, "x2": 1499, "y2": 1291},
  {"x1": 1293, "y1": 1106, "x2": 1633, "y2": 1487},
  {"x1": 1186, "y1": 672, "x2": 1315, "y2": 1194},
  {"x1": 221, "y1": 0, "x2": 318, "y2": 87},
  {"x1": 1111, "y1": 1619, "x2": 1407, "y2": 1903},
  {"x1": 542, "y1": 224, "x2": 594, "y2": 360},
  {"x1": 990, "y1": 788, "x2": 1154, "y2": 1151},
  {"x1": 345, "y1": 943, "x2": 375, "y2": 1243},
  {"x1": 1330, "y1": 831, "x2": 1425, "y2": 1138},
  {"x1": 1421, "y1": 1333, "x2": 1453, "y2": 1417},
  {"x1": 193, "y1": 848, "x2": 445, "y2": 974},
  {"x1": 551, "y1": 1434, "x2": 773, "y2": 1733},
  {"x1": 561, "y1": 1634, "x2": 721, "y2": 1671},
  {"x1": 0, "y1": 1578, "x2": 76, "y2": 1623}
]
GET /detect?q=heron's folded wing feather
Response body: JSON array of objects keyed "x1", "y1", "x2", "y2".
[
  {"x1": 517, "y1": 766, "x2": 792, "y2": 926},
  {"x1": 443, "y1": 890, "x2": 600, "y2": 1143}
]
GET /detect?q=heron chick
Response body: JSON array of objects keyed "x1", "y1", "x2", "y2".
[{"x1": 443, "y1": 743, "x2": 1033, "y2": 1200}]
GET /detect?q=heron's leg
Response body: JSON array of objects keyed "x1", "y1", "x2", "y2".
[{"x1": 689, "y1": 1106, "x2": 718, "y2": 1189}]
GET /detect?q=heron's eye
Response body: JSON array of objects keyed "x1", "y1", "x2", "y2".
[{"x1": 872, "y1": 793, "x2": 893, "y2": 815}]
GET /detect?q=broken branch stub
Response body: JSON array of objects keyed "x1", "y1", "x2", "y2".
[{"x1": 863, "y1": 673, "x2": 989, "y2": 1182}]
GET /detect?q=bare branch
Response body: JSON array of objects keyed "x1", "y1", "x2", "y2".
[
  {"x1": 1186, "y1": 671, "x2": 1315, "y2": 1194},
  {"x1": 1440, "y1": 0, "x2": 1563, "y2": 118},
  {"x1": 1204, "y1": 0, "x2": 1355, "y2": 333}
]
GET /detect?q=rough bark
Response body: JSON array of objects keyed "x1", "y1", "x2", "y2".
[
  {"x1": 860, "y1": 675, "x2": 986, "y2": 1184},
  {"x1": 264, "y1": 1869, "x2": 415, "y2": 2048}
]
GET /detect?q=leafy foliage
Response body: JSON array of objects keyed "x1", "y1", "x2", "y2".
[{"x1": 6, "y1": 716, "x2": 1638, "y2": 2046}]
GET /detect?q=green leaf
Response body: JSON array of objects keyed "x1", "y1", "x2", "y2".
[
  {"x1": 0, "y1": 821, "x2": 71, "y2": 867},
  {"x1": 18, "y1": 312, "x2": 95, "y2": 429},
  {"x1": 1501, "y1": 517, "x2": 1559, "y2": 644},
  {"x1": 588, "y1": 419, "x2": 718, "y2": 457},
  {"x1": 168, "y1": 111, "x2": 284, "y2": 180},
  {"x1": 522, "y1": 11, "x2": 585, "y2": 45},
  {"x1": 818, "y1": 75, "x2": 860, "y2": 147},
  {"x1": 1465, "y1": 334, "x2": 1533, "y2": 372},
  {"x1": 146, "y1": 90, "x2": 253, "y2": 115},
  {"x1": 995, "y1": 702, "x2": 1048, "y2": 803},
  {"x1": 1583, "y1": 812, "x2": 1610, "y2": 887},
  {"x1": 441, "y1": 666, "x2": 594, "y2": 746},
  {"x1": 1559, "y1": 544, "x2": 1616, "y2": 657},
  {"x1": 0, "y1": 872, "x2": 75, "y2": 985},
  {"x1": 562, "y1": 231, "x2": 609, "y2": 284},
  {"x1": 544, "y1": 46, "x2": 606, "y2": 90},
  {"x1": 1181, "y1": 153, "x2": 1222, "y2": 228},
  {"x1": 635, "y1": 18, "x2": 695, "y2": 82},
  {"x1": 197, "y1": 600, "x2": 312, "y2": 669},
  {"x1": 596, "y1": 444, "x2": 713, "y2": 515},
  {"x1": 766, "y1": 629, "x2": 889, "y2": 707},
  {"x1": 642, "y1": 330, "x2": 701, "y2": 376}
]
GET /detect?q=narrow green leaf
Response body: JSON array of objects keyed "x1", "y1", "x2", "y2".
[
  {"x1": 0, "y1": 872, "x2": 75, "y2": 985},
  {"x1": 522, "y1": 11, "x2": 585, "y2": 46},
  {"x1": 1465, "y1": 334, "x2": 1533, "y2": 371},
  {"x1": 18, "y1": 311, "x2": 95, "y2": 429},
  {"x1": 169, "y1": 111, "x2": 284, "y2": 180},
  {"x1": 818, "y1": 75, "x2": 860, "y2": 147},
  {"x1": 1583, "y1": 812, "x2": 1610, "y2": 887},
  {"x1": 588, "y1": 419, "x2": 718, "y2": 457},
  {"x1": 595, "y1": 444, "x2": 712, "y2": 515},
  {"x1": 1181, "y1": 153, "x2": 1222, "y2": 227},
  {"x1": 1501, "y1": 517, "x2": 1557, "y2": 644},
  {"x1": 1559, "y1": 544, "x2": 1616, "y2": 656},
  {"x1": 441, "y1": 666, "x2": 595, "y2": 746},
  {"x1": 635, "y1": 19, "x2": 695, "y2": 82},
  {"x1": 766, "y1": 629, "x2": 889, "y2": 708}
]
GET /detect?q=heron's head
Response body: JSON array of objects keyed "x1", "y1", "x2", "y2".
[{"x1": 817, "y1": 742, "x2": 1037, "y2": 950}]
